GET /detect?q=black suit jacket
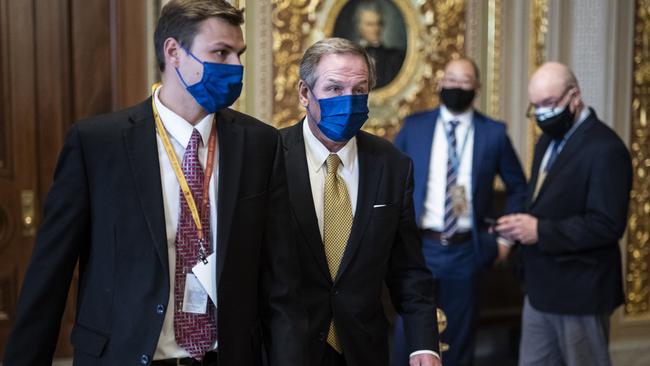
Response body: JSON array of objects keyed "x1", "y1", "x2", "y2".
[
  {"x1": 520, "y1": 109, "x2": 632, "y2": 315},
  {"x1": 4, "y1": 99, "x2": 306, "y2": 366},
  {"x1": 281, "y1": 122, "x2": 438, "y2": 366}
]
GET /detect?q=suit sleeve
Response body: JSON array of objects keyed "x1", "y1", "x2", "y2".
[
  {"x1": 385, "y1": 159, "x2": 439, "y2": 354},
  {"x1": 259, "y1": 132, "x2": 307, "y2": 366},
  {"x1": 497, "y1": 128, "x2": 527, "y2": 214},
  {"x1": 537, "y1": 141, "x2": 632, "y2": 254},
  {"x1": 4, "y1": 125, "x2": 89, "y2": 365}
]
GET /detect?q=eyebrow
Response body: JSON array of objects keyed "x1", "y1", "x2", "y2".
[
  {"x1": 444, "y1": 76, "x2": 474, "y2": 82},
  {"x1": 540, "y1": 96, "x2": 558, "y2": 105},
  {"x1": 323, "y1": 79, "x2": 344, "y2": 86},
  {"x1": 210, "y1": 42, "x2": 247, "y2": 55},
  {"x1": 324, "y1": 78, "x2": 369, "y2": 87}
]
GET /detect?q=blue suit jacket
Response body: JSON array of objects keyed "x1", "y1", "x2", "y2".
[{"x1": 394, "y1": 107, "x2": 527, "y2": 267}]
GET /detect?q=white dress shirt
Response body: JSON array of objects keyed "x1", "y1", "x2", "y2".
[
  {"x1": 153, "y1": 86, "x2": 219, "y2": 359},
  {"x1": 303, "y1": 119, "x2": 359, "y2": 232},
  {"x1": 421, "y1": 105, "x2": 474, "y2": 232},
  {"x1": 302, "y1": 119, "x2": 439, "y2": 359}
]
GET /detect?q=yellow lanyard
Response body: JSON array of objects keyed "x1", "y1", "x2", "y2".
[{"x1": 151, "y1": 84, "x2": 217, "y2": 263}]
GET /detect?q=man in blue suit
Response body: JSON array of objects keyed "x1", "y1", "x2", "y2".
[{"x1": 392, "y1": 58, "x2": 527, "y2": 366}]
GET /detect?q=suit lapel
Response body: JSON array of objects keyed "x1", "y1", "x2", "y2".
[
  {"x1": 471, "y1": 113, "x2": 487, "y2": 200},
  {"x1": 283, "y1": 122, "x2": 332, "y2": 280},
  {"x1": 527, "y1": 135, "x2": 550, "y2": 208},
  {"x1": 336, "y1": 132, "x2": 383, "y2": 283},
  {"x1": 530, "y1": 115, "x2": 594, "y2": 206},
  {"x1": 413, "y1": 110, "x2": 438, "y2": 219},
  {"x1": 215, "y1": 109, "x2": 244, "y2": 284},
  {"x1": 123, "y1": 98, "x2": 169, "y2": 271}
]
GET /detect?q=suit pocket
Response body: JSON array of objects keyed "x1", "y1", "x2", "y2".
[
  {"x1": 70, "y1": 323, "x2": 109, "y2": 357},
  {"x1": 370, "y1": 204, "x2": 398, "y2": 220}
]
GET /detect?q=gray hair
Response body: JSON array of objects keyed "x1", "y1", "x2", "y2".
[{"x1": 299, "y1": 37, "x2": 377, "y2": 90}]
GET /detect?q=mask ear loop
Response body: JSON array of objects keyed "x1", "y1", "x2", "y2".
[
  {"x1": 304, "y1": 87, "x2": 321, "y2": 124},
  {"x1": 174, "y1": 47, "x2": 204, "y2": 88}
]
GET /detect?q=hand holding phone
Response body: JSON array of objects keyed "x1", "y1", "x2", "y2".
[{"x1": 484, "y1": 217, "x2": 497, "y2": 226}]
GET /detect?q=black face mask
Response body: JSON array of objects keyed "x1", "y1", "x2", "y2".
[
  {"x1": 440, "y1": 87, "x2": 476, "y2": 113},
  {"x1": 535, "y1": 106, "x2": 575, "y2": 139}
]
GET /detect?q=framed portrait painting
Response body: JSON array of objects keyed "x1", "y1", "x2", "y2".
[{"x1": 272, "y1": 0, "x2": 465, "y2": 138}]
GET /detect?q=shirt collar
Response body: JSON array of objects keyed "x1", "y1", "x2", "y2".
[
  {"x1": 440, "y1": 105, "x2": 473, "y2": 127},
  {"x1": 302, "y1": 118, "x2": 357, "y2": 174},
  {"x1": 154, "y1": 86, "x2": 214, "y2": 148},
  {"x1": 574, "y1": 106, "x2": 591, "y2": 128}
]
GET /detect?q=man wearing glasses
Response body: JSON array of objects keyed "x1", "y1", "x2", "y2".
[
  {"x1": 393, "y1": 58, "x2": 527, "y2": 366},
  {"x1": 496, "y1": 62, "x2": 632, "y2": 366}
]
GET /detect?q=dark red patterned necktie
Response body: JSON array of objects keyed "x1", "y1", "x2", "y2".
[{"x1": 173, "y1": 129, "x2": 217, "y2": 360}]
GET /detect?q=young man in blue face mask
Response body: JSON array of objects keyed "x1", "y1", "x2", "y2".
[
  {"x1": 496, "y1": 62, "x2": 632, "y2": 366},
  {"x1": 3, "y1": 1, "x2": 305, "y2": 365},
  {"x1": 280, "y1": 37, "x2": 441, "y2": 366},
  {"x1": 392, "y1": 58, "x2": 527, "y2": 366}
]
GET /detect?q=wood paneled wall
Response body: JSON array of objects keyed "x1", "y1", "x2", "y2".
[{"x1": 0, "y1": 0, "x2": 149, "y2": 358}]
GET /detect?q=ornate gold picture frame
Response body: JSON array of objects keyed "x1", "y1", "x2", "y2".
[{"x1": 271, "y1": 0, "x2": 465, "y2": 138}]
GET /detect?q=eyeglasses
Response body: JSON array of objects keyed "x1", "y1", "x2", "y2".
[
  {"x1": 441, "y1": 77, "x2": 476, "y2": 89},
  {"x1": 526, "y1": 86, "x2": 574, "y2": 118}
]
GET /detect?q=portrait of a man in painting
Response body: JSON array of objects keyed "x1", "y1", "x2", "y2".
[{"x1": 333, "y1": 0, "x2": 407, "y2": 89}]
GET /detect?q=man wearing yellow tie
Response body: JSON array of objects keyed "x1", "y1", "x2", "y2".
[{"x1": 281, "y1": 37, "x2": 442, "y2": 366}]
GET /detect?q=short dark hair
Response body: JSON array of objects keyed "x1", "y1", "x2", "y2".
[
  {"x1": 154, "y1": 0, "x2": 244, "y2": 72},
  {"x1": 300, "y1": 37, "x2": 377, "y2": 90}
]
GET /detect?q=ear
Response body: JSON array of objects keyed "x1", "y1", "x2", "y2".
[
  {"x1": 574, "y1": 88, "x2": 582, "y2": 105},
  {"x1": 473, "y1": 82, "x2": 481, "y2": 96},
  {"x1": 163, "y1": 37, "x2": 183, "y2": 70},
  {"x1": 571, "y1": 87, "x2": 583, "y2": 110},
  {"x1": 298, "y1": 80, "x2": 310, "y2": 108}
]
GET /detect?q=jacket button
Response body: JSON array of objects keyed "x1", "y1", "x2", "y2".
[
  {"x1": 156, "y1": 304, "x2": 165, "y2": 314},
  {"x1": 140, "y1": 354, "x2": 150, "y2": 365},
  {"x1": 319, "y1": 332, "x2": 325, "y2": 341},
  {"x1": 333, "y1": 290, "x2": 340, "y2": 296}
]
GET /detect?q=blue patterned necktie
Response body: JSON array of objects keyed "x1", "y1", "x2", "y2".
[{"x1": 443, "y1": 120, "x2": 460, "y2": 240}]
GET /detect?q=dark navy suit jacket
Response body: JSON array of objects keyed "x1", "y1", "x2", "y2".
[{"x1": 394, "y1": 107, "x2": 527, "y2": 268}]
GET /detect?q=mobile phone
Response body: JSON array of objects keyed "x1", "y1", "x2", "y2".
[{"x1": 484, "y1": 217, "x2": 497, "y2": 226}]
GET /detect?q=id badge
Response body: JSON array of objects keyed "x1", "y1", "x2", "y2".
[
  {"x1": 182, "y1": 273, "x2": 208, "y2": 314},
  {"x1": 192, "y1": 252, "x2": 217, "y2": 305},
  {"x1": 450, "y1": 185, "x2": 468, "y2": 215}
]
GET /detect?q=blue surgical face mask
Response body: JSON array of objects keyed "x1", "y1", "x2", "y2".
[
  {"x1": 310, "y1": 92, "x2": 369, "y2": 142},
  {"x1": 175, "y1": 49, "x2": 243, "y2": 113}
]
